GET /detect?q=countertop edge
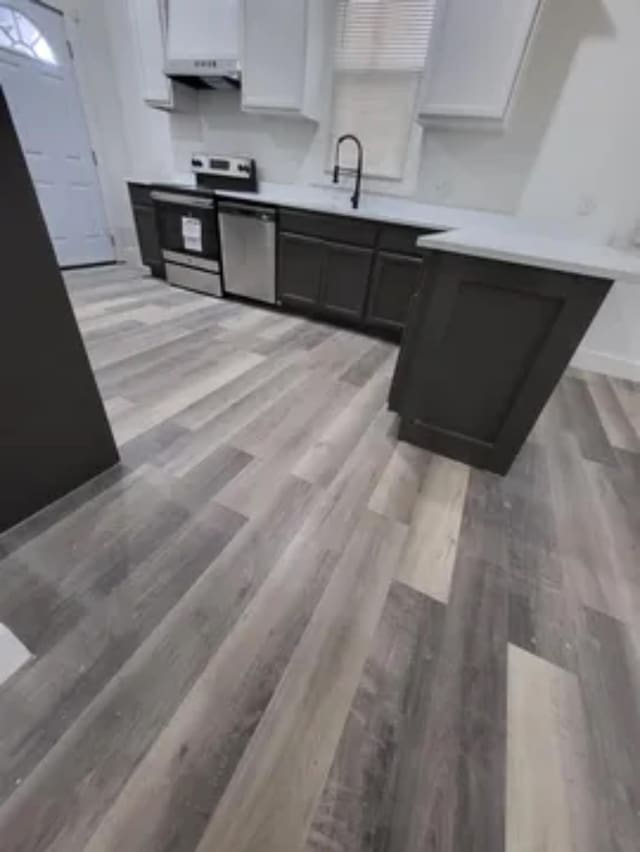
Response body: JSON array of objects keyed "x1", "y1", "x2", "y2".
[{"x1": 417, "y1": 232, "x2": 640, "y2": 284}]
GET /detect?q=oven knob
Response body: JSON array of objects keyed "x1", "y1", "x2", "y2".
[{"x1": 192, "y1": 157, "x2": 203, "y2": 168}]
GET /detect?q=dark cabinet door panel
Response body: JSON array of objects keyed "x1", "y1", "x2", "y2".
[
  {"x1": 132, "y1": 203, "x2": 163, "y2": 269},
  {"x1": 408, "y1": 280, "x2": 561, "y2": 443},
  {"x1": 366, "y1": 251, "x2": 425, "y2": 332},
  {"x1": 128, "y1": 182, "x2": 153, "y2": 206},
  {"x1": 388, "y1": 264, "x2": 436, "y2": 412},
  {"x1": 321, "y1": 243, "x2": 373, "y2": 321},
  {"x1": 396, "y1": 253, "x2": 611, "y2": 473},
  {"x1": 128, "y1": 183, "x2": 163, "y2": 276},
  {"x1": 278, "y1": 232, "x2": 325, "y2": 310}
]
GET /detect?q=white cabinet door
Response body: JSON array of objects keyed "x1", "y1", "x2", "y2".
[
  {"x1": 418, "y1": 0, "x2": 543, "y2": 128},
  {"x1": 241, "y1": 0, "x2": 306, "y2": 112},
  {"x1": 167, "y1": 0, "x2": 240, "y2": 62},
  {"x1": 129, "y1": 0, "x2": 171, "y2": 107}
]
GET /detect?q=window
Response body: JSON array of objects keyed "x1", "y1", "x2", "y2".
[
  {"x1": 330, "y1": 0, "x2": 437, "y2": 179},
  {"x1": 0, "y1": 5, "x2": 57, "y2": 65}
]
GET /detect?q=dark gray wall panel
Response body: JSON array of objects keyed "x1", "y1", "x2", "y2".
[{"x1": 0, "y1": 88, "x2": 119, "y2": 533}]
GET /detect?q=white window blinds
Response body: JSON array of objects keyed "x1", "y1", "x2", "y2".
[{"x1": 331, "y1": 0, "x2": 437, "y2": 179}]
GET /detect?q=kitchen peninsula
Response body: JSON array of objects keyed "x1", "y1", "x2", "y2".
[{"x1": 390, "y1": 228, "x2": 640, "y2": 473}]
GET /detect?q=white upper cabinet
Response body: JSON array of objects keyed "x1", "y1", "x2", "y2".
[
  {"x1": 129, "y1": 0, "x2": 172, "y2": 108},
  {"x1": 129, "y1": 0, "x2": 197, "y2": 112},
  {"x1": 166, "y1": 0, "x2": 240, "y2": 65},
  {"x1": 418, "y1": 0, "x2": 543, "y2": 129},
  {"x1": 241, "y1": 0, "x2": 337, "y2": 120}
]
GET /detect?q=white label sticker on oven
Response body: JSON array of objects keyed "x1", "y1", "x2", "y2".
[{"x1": 182, "y1": 216, "x2": 202, "y2": 253}]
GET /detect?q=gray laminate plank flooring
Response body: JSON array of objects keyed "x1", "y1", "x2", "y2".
[{"x1": 0, "y1": 264, "x2": 638, "y2": 852}]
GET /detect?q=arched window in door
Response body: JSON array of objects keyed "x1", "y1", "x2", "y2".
[{"x1": 0, "y1": 5, "x2": 57, "y2": 65}]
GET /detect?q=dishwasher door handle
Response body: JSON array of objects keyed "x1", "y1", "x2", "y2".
[{"x1": 219, "y1": 203, "x2": 276, "y2": 221}]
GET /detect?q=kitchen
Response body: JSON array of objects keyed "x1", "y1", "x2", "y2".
[
  {"x1": 1, "y1": 1, "x2": 639, "y2": 851},
  {"x1": 127, "y1": 0, "x2": 640, "y2": 474}
]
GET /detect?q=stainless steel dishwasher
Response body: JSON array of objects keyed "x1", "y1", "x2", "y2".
[{"x1": 218, "y1": 202, "x2": 277, "y2": 304}]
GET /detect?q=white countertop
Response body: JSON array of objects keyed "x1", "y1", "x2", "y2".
[
  {"x1": 216, "y1": 181, "x2": 521, "y2": 231},
  {"x1": 215, "y1": 181, "x2": 587, "y2": 238},
  {"x1": 417, "y1": 228, "x2": 640, "y2": 283},
  {"x1": 139, "y1": 176, "x2": 640, "y2": 283}
]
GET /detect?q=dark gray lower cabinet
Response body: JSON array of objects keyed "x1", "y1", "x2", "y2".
[
  {"x1": 278, "y1": 232, "x2": 372, "y2": 322},
  {"x1": 322, "y1": 242, "x2": 373, "y2": 321},
  {"x1": 366, "y1": 251, "x2": 424, "y2": 332},
  {"x1": 128, "y1": 183, "x2": 164, "y2": 277},
  {"x1": 391, "y1": 251, "x2": 612, "y2": 474},
  {"x1": 278, "y1": 232, "x2": 325, "y2": 310},
  {"x1": 277, "y1": 213, "x2": 429, "y2": 333}
]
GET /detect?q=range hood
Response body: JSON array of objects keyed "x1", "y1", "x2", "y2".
[{"x1": 165, "y1": 0, "x2": 241, "y2": 90}]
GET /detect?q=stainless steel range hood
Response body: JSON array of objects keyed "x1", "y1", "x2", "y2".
[{"x1": 165, "y1": 0, "x2": 241, "y2": 90}]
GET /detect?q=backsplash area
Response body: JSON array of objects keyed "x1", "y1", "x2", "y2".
[{"x1": 169, "y1": 89, "x2": 423, "y2": 201}]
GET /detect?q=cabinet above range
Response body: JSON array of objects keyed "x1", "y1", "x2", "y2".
[{"x1": 131, "y1": 0, "x2": 336, "y2": 120}]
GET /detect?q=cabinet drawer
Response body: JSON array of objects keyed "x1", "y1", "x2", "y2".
[
  {"x1": 128, "y1": 182, "x2": 153, "y2": 206},
  {"x1": 280, "y1": 208, "x2": 378, "y2": 247},
  {"x1": 378, "y1": 225, "x2": 441, "y2": 255}
]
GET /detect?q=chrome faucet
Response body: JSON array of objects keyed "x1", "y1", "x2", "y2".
[{"x1": 332, "y1": 133, "x2": 364, "y2": 210}]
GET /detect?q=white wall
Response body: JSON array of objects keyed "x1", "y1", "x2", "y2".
[{"x1": 519, "y1": 0, "x2": 640, "y2": 380}]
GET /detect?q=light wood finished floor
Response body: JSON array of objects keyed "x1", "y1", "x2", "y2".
[{"x1": 1, "y1": 265, "x2": 639, "y2": 852}]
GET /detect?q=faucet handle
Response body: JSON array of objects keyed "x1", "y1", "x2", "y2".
[{"x1": 332, "y1": 165, "x2": 340, "y2": 184}]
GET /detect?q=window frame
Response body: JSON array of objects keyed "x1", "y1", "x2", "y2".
[
  {"x1": 326, "y1": 0, "x2": 438, "y2": 183},
  {"x1": 0, "y1": 4, "x2": 59, "y2": 66}
]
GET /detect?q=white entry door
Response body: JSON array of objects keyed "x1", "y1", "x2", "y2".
[{"x1": 0, "y1": 0, "x2": 114, "y2": 266}]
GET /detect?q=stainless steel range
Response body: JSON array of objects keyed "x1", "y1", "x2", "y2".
[
  {"x1": 151, "y1": 154, "x2": 258, "y2": 298},
  {"x1": 151, "y1": 186, "x2": 220, "y2": 296}
]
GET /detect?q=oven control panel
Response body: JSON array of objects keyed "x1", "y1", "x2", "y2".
[
  {"x1": 191, "y1": 154, "x2": 258, "y2": 193},
  {"x1": 191, "y1": 155, "x2": 253, "y2": 179}
]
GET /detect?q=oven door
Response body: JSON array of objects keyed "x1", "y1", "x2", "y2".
[{"x1": 151, "y1": 190, "x2": 222, "y2": 297}]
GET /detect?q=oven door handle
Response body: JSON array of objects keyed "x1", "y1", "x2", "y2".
[{"x1": 150, "y1": 191, "x2": 214, "y2": 209}]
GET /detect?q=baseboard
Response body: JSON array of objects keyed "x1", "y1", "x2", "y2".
[
  {"x1": 61, "y1": 260, "x2": 118, "y2": 271},
  {"x1": 571, "y1": 348, "x2": 640, "y2": 382}
]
